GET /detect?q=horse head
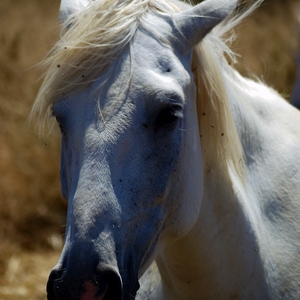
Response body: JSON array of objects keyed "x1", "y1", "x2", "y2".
[{"x1": 41, "y1": 0, "x2": 237, "y2": 299}]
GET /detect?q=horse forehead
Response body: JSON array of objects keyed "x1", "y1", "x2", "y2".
[{"x1": 131, "y1": 30, "x2": 191, "y2": 87}]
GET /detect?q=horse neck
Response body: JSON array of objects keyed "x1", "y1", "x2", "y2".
[{"x1": 156, "y1": 167, "x2": 268, "y2": 299}]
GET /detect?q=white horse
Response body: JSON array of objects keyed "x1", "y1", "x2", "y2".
[{"x1": 31, "y1": 0, "x2": 300, "y2": 299}]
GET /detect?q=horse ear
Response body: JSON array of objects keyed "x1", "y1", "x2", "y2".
[
  {"x1": 60, "y1": 0, "x2": 93, "y2": 23},
  {"x1": 173, "y1": 0, "x2": 237, "y2": 50}
]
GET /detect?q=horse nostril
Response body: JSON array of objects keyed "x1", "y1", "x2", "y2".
[
  {"x1": 47, "y1": 267, "x2": 63, "y2": 300},
  {"x1": 95, "y1": 267, "x2": 123, "y2": 300}
]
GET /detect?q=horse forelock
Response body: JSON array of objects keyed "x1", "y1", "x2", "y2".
[
  {"x1": 31, "y1": 0, "x2": 181, "y2": 131},
  {"x1": 31, "y1": 0, "x2": 262, "y2": 180}
]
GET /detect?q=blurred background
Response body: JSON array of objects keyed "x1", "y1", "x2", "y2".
[{"x1": 0, "y1": 0, "x2": 299, "y2": 299}]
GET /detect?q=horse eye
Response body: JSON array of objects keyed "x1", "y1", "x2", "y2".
[{"x1": 156, "y1": 105, "x2": 183, "y2": 128}]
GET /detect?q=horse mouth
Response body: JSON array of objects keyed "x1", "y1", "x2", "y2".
[{"x1": 81, "y1": 281, "x2": 108, "y2": 300}]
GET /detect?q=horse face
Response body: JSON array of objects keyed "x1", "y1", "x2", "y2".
[
  {"x1": 48, "y1": 28, "x2": 203, "y2": 300},
  {"x1": 47, "y1": 0, "x2": 236, "y2": 298}
]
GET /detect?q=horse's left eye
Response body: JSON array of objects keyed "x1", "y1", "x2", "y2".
[{"x1": 156, "y1": 105, "x2": 183, "y2": 129}]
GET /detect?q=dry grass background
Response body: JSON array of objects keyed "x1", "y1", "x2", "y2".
[{"x1": 0, "y1": 0, "x2": 299, "y2": 299}]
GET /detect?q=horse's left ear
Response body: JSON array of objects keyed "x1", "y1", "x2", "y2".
[
  {"x1": 60, "y1": 0, "x2": 93, "y2": 23},
  {"x1": 173, "y1": 0, "x2": 237, "y2": 51}
]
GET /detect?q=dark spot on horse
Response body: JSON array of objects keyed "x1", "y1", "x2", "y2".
[
  {"x1": 221, "y1": 133, "x2": 224, "y2": 136},
  {"x1": 210, "y1": 125, "x2": 214, "y2": 128},
  {"x1": 202, "y1": 112, "x2": 206, "y2": 116},
  {"x1": 64, "y1": 46, "x2": 67, "y2": 50},
  {"x1": 166, "y1": 68, "x2": 171, "y2": 73},
  {"x1": 57, "y1": 64, "x2": 61, "y2": 68}
]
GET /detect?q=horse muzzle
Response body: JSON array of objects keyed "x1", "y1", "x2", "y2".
[{"x1": 47, "y1": 263, "x2": 127, "y2": 300}]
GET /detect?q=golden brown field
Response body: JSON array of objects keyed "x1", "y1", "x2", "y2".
[{"x1": 0, "y1": 0, "x2": 299, "y2": 299}]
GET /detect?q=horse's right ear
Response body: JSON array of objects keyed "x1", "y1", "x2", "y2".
[{"x1": 60, "y1": 0, "x2": 93, "y2": 23}]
